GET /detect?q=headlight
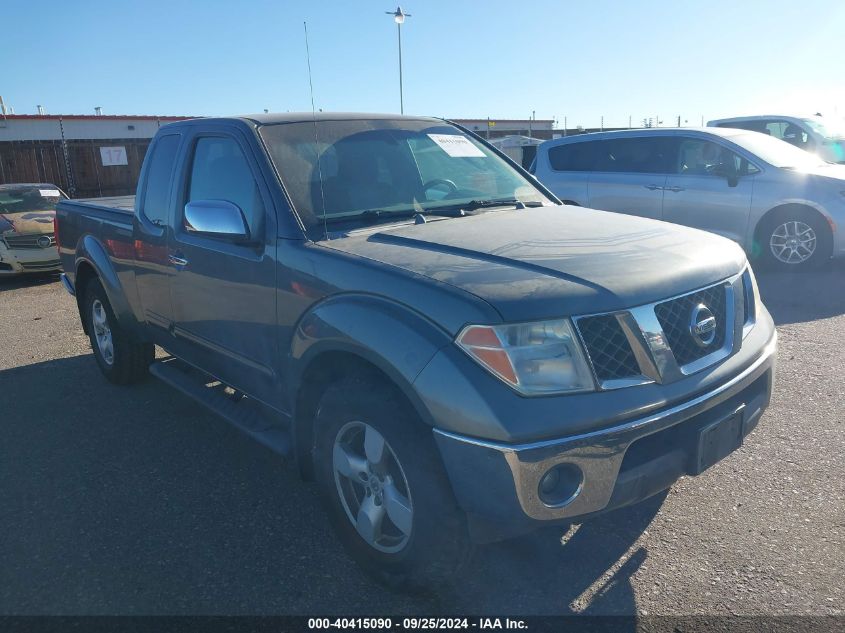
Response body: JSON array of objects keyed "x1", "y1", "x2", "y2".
[{"x1": 456, "y1": 319, "x2": 595, "y2": 395}]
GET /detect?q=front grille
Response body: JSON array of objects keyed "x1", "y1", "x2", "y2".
[
  {"x1": 2, "y1": 233, "x2": 56, "y2": 250},
  {"x1": 577, "y1": 313, "x2": 641, "y2": 382},
  {"x1": 19, "y1": 260, "x2": 61, "y2": 270},
  {"x1": 655, "y1": 284, "x2": 727, "y2": 366}
]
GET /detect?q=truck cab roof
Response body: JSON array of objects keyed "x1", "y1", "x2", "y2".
[{"x1": 164, "y1": 112, "x2": 444, "y2": 129}]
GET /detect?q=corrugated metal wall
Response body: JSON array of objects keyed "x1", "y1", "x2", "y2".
[{"x1": 0, "y1": 138, "x2": 150, "y2": 199}]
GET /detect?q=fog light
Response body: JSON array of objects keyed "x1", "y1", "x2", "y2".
[{"x1": 538, "y1": 463, "x2": 583, "y2": 507}]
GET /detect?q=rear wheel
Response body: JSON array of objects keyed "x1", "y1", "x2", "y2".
[
  {"x1": 83, "y1": 279, "x2": 153, "y2": 384},
  {"x1": 313, "y1": 375, "x2": 471, "y2": 590},
  {"x1": 756, "y1": 208, "x2": 831, "y2": 271}
]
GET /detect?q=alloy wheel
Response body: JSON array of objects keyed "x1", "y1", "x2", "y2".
[
  {"x1": 91, "y1": 299, "x2": 114, "y2": 365},
  {"x1": 770, "y1": 220, "x2": 817, "y2": 264},
  {"x1": 332, "y1": 421, "x2": 413, "y2": 553}
]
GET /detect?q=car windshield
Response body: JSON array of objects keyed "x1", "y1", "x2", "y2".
[
  {"x1": 0, "y1": 186, "x2": 65, "y2": 213},
  {"x1": 729, "y1": 132, "x2": 829, "y2": 169},
  {"x1": 258, "y1": 118, "x2": 551, "y2": 237}
]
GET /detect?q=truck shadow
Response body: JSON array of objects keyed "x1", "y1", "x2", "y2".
[
  {"x1": 438, "y1": 496, "x2": 663, "y2": 617},
  {"x1": 754, "y1": 258, "x2": 845, "y2": 325},
  {"x1": 0, "y1": 353, "x2": 659, "y2": 618}
]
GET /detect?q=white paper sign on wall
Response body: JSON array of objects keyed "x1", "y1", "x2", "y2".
[{"x1": 100, "y1": 146, "x2": 128, "y2": 166}]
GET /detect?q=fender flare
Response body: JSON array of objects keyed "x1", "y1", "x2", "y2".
[
  {"x1": 74, "y1": 235, "x2": 144, "y2": 339},
  {"x1": 286, "y1": 293, "x2": 454, "y2": 474},
  {"x1": 287, "y1": 293, "x2": 452, "y2": 424}
]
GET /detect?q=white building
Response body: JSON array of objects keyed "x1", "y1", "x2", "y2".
[
  {"x1": 451, "y1": 118, "x2": 555, "y2": 139},
  {"x1": 0, "y1": 114, "x2": 189, "y2": 142}
]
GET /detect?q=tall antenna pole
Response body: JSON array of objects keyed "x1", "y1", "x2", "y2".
[
  {"x1": 304, "y1": 21, "x2": 328, "y2": 239},
  {"x1": 304, "y1": 22, "x2": 317, "y2": 117}
]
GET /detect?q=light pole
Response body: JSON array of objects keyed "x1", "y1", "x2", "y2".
[{"x1": 385, "y1": 6, "x2": 411, "y2": 114}]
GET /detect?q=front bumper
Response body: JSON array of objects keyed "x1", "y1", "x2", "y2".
[
  {"x1": 434, "y1": 331, "x2": 776, "y2": 530},
  {"x1": 0, "y1": 243, "x2": 61, "y2": 275}
]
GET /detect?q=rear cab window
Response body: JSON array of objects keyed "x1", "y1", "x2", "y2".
[{"x1": 140, "y1": 134, "x2": 181, "y2": 227}]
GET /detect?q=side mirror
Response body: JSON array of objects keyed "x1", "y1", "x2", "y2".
[{"x1": 184, "y1": 200, "x2": 250, "y2": 241}]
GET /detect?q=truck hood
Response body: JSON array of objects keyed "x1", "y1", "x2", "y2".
[
  {"x1": 322, "y1": 206, "x2": 747, "y2": 322},
  {"x1": 0, "y1": 209, "x2": 55, "y2": 235}
]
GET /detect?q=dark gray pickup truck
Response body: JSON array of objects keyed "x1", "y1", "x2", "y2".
[{"x1": 56, "y1": 113, "x2": 777, "y2": 588}]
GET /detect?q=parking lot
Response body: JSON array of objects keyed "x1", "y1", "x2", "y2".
[{"x1": 0, "y1": 264, "x2": 843, "y2": 616}]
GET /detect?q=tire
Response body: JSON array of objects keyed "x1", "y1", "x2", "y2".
[
  {"x1": 313, "y1": 375, "x2": 471, "y2": 591},
  {"x1": 82, "y1": 279, "x2": 154, "y2": 384},
  {"x1": 755, "y1": 207, "x2": 832, "y2": 272}
]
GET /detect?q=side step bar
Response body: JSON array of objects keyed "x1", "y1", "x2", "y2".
[{"x1": 149, "y1": 358, "x2": 292, "y2": 457}]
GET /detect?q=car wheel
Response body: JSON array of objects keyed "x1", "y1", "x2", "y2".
[
  {"x1": 83, "y1": 279, "x2": 153, "y2": 384},
  {"x1": 313, "y1": 375, "x2": 471, "y2": 590},
  {"x1": 757, "y1": 208, "x2": 831, "y2": 271}
]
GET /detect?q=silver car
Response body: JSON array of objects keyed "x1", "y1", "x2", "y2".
[{"x1": 533, "y1": 128, "x2": 845, "y2": 270}]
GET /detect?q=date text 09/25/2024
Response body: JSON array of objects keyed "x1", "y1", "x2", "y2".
[{"x1": 307, "y1": 618, "x2": 527, "y2": 630}]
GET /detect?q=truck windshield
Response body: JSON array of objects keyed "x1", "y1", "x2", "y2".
[{"x1": 258, "y1": 118, "x2": 551, "y2": 237}]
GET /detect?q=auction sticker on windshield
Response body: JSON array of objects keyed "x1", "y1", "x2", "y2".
[
  {"x1": 428, "y1": 134, "x2": 486, "y2": 158},
  {"x1": 39, "y1": 189, "x2": 61, "y2": 197}
]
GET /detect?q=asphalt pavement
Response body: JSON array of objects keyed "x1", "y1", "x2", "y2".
[{"x1": 0, "y1": 263, "x2": 843, "y2": 616}]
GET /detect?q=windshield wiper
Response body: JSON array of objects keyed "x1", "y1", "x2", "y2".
[
  {"x1": 322, "y1": 208, "x2": 417, "y2": 225},
  {"x1": 426, "y1": 198, "x2": 544, "y2": 215},
  {"x1": 323, "y1": 203, "x2": 481, "y2": 226},
  {"x1": 322, "y1": 198, "x2": 544, "y2": 227}
]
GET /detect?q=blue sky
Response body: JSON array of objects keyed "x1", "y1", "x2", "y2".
[{"x1": 4, "y1": 0, "x2": 845, "y2": 127}]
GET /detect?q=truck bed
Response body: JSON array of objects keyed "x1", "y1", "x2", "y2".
[
  {"x1": 56, "y1": 196, "x2": 138, "y2": 283},
  {"x1": 72, "y1": 195, "x2": 136, "y2": 214}
]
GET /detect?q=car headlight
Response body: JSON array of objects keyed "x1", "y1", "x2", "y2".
[{"x1": 456, "y1": 319, "x2": 595, "y2": 395}]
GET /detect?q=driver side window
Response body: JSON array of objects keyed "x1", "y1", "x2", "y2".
[
  {"x1": 186, "y1": 136, "x2": 265, "y2": 237},
  {"x1": 676, "y1": 139, "x2": 747, "y2": 176}
]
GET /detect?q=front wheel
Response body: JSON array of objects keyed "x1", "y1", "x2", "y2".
[
  {"x1": 313, "y1": 376, "x2": 471, "y2": 590},
  {"x1": 83, "y1": 279, "x2": 153, "y2": 384},
  {"x1": 756, "y1": 209, "x2": 832, "y2": 271}
]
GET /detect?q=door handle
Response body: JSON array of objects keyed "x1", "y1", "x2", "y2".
[
  {"x1": 665, "y1": 186, "x2": 686, "y2": 192},
  {"x1": 644, "y1": 184, "x2": 663, "y2": 191},
  {"x1": 168, "y1": 254, "x2": 189, "y2": 267}
]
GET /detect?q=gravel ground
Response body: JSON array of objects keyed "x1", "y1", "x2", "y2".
[{"x1": 0, "y1": 264, "x2": 842, "y2": 616}]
